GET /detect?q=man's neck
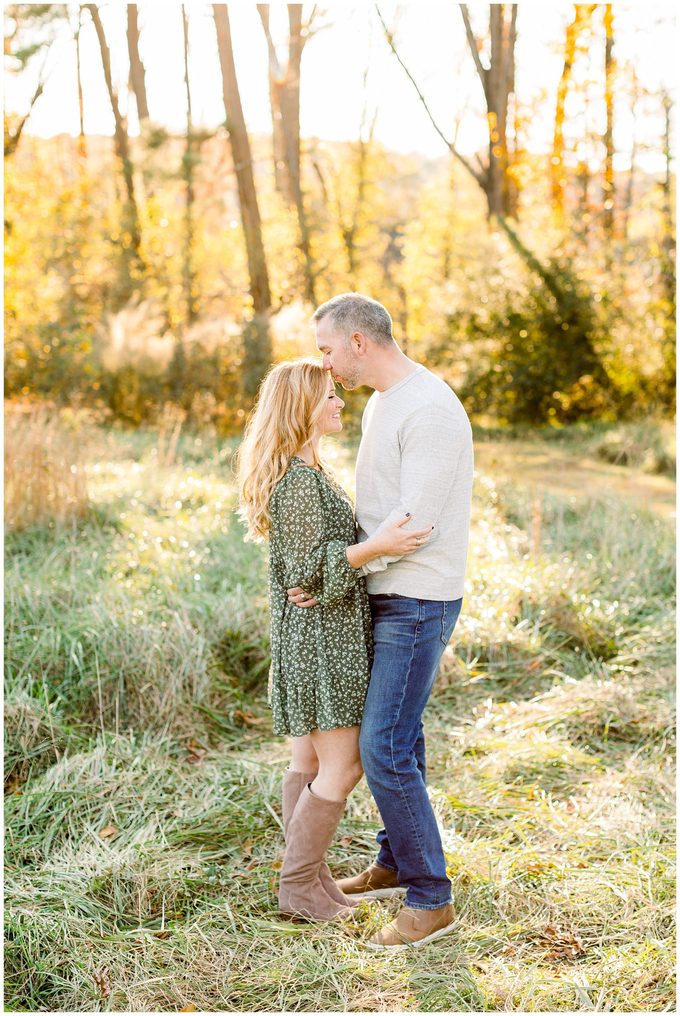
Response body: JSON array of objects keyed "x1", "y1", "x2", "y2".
[{"x1": 368, "y1": 351, "x2": 421, "y2": 393}]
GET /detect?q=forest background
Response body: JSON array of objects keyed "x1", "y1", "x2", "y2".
[
  {"x1": 4, "y1": 1, "x2": 676, "y2": 429},
  {"x1": 4, "y1": 3, "x2": 677, "y2": 1013}
]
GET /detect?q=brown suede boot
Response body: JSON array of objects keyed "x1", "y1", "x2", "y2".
[
  {"x1": 278, "y1": 785, "x2": 352, "y2": 921},
  {"x1": 336, "y1": 863, "x2": 406, "y2": 900},
  {"x1": 282, "y1": 770, "x2": 360, "y2": 908},
  {"x1": 366, "y1": 903, "x2": 457, "y2": 950}
]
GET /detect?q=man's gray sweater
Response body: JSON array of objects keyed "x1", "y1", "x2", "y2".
[{"x1": 355, "y1": 365, "x2": 473, "y2": 600}]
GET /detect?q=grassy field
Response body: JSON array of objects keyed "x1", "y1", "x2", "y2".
[{"x1": 4, "y1": 413, "x2": 676, "y2": 1012}]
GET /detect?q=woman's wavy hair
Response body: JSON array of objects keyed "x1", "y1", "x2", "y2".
[{"x1": 236, "y1": 359, "x2": 330, "y2": 542}]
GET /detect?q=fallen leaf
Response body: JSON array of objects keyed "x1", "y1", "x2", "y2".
[
  {"x1": 152, "y1": 930, "x2": 171, "y2": 940},
  {"x1": 233, "y1": 709, "x2": 268, "y2": 727},
  {"x1": 525, "y1": 860, "x2": 556, "y2": 874},
  {"x1": 339, "y1": 835, "x2": 353, "y2": 847},
  {"x1": 93, "y1": 969, "x2": 111, "y2": 998},
  {"x1": 186, "y1": 742, "x2": 207, "y2": 763},
  {"x1": 98, "y1": 825, "x2": 118, "y2": 840},
  {"x1": 270, "y1": 860, "x2": 282, "y2": 870},
  {"x1": 540, "y1": 923, "x2": 586, "y2": 960},
  {"x1": 180, "y1": 1006, "x2": 197, "y2": 1012}
]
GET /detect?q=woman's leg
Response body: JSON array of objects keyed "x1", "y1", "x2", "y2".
[
  {"x1": 278, "y1": 726, "x2": 363, "y2": 919},
  {"x1": 283, "y1": 735, "x2": 317, "y2": 836},
  {"x1": 289, "y1": 733, "x2": 319, "y2": 774},
  {"x1": 309, "y1": 725, "x2": 363, "y2": 801},
  {"x1": 282, "y1": 728, "x2": 361, "y2": 912}
]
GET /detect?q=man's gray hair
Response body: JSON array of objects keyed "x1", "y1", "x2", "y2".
[{"x1": 313, "y1": 293, "x2": 394, "y2": 346}]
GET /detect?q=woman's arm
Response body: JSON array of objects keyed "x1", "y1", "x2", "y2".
[
  {"x1": 345, "y1": 516, "x2": 431, "y2": 569},
  {"x1": 272, "y1": 469, "x2": 360, "y2": 606}
]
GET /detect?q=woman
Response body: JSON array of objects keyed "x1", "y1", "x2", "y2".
[{"x1": 237, "y1": 360, "x2": 431, "y2": 922}]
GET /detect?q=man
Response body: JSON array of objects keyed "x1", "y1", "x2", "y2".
[{"x1": 288, "y1": 293, "x2": 473, "y2": 949}]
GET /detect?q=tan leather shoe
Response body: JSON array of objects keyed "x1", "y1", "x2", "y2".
[
  {"x1": 336, "y1": 863, "x2": 406, "y2": 900},
  {"x1": 365, "y1": 903, "x2": 456, "y2": 950}
]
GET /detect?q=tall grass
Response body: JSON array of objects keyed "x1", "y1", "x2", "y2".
[
  {"x1": 4, "y1": 417, "x2": 675, "y2": 1012},
  {"x1": 4, "y1": 402, "x2": 89, "y2": 530}
]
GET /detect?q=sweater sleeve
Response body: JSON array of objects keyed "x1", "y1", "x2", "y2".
[
  {"x1": 360, "y1": 409, "x2": 467, "y2": 576},
  {"x1": 271, "y1": 468, "x2": 360, "y2": 605}
]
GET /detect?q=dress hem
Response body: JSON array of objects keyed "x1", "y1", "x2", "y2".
[{"x1": 273, "y1": 718, "x2": 364, "y2": 737}]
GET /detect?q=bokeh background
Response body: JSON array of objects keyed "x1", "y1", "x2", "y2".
[{"x1": 4, "y1": 2, "x2": 676, "y2": 430}]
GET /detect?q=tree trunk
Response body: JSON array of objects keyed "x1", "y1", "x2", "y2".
[
  {"x1": 659, "y1": 90, "x2": 676, "y2": 405},
  {"x1": 257, "y1": 3, "x2": 302, "y2": 205},
  {"x1": 75, "y1": 11, "x2": 86, "y2": 158},
  {"x1": 336, "y1": 86, "x2": 376, "y2": 288},
  {"x1": 460, "y1": 4, "x2": 518, "y2": 220},
  {"x1": 381, "y1": 226, "x2": 408, "y2": 350},
  {"x1": 127, "y1": 5, "x2": 149, "y2": 125},
  {"x1": 442, "y1": 158, "x2": 457, "y2": 282},
  {"x1": 257, "y1": 4, "x2": 316, "y2": 304},
  {"x1": 576, "y1": 158, "x2": 590, "y2": 243},
  {"x1": 212, "y1": 3, "x2": 271, "y2": 395},
  {"x1": 257, "y1": 4, "x2": 287, "y2": 195},
  {"x1": 552, "y1": 5, "x2": 596, "y2": 223},
  {"x1": 603, "y1": 4, "x2": 615, "y2": 241},
  {"x1": 661, "y1": 93, "x2": 674, "y2": 258},
  {"x1": 181, "y1": 5, "x2": 197, "y2": 328},
  {"x1": 621, "y1": 70, "x2": 639, "y2": 244},
  {"x1": 85, "y1": 3, "x2": 144, "y2": 299}
]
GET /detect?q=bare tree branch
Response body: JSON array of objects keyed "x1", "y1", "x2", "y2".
[
  {"x1": 4, "y1": 47, "x2": 51, "y2": 157},
  {"x1": 460, "y1": 4, "x2": 489, "y2": 97},
  {"x1": 256, "y1": 5, "x2": 284, "y2": 78},
  {"x1": 374, "y1": 4, "x2": 483, "y2": 186}
]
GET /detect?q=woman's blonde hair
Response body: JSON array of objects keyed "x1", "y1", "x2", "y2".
[{"x1": 236, "y1": 359, "x2": 330, "y2": 541}]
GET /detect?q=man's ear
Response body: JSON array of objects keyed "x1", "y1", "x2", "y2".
[{"x1": 352, "y1": 330, "x2": 368, "y2": 356}]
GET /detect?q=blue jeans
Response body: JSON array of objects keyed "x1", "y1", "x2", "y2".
[{"x1": 359, "y1": 594, "x2": 462, "y2": 910}]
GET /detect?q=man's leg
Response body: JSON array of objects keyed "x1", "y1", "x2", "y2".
[
  {"x1": 373, "y1": 724, "x2": 426, "y2": 872},
  {"x1": 359, "y1": 594, "x2": 462, "y2": 910}
]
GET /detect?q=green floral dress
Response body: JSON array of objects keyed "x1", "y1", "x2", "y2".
[{"x1": 268, "y1": 457, "x2": 373, "y2": 736}]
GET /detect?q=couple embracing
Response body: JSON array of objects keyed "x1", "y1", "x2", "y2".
[{"x1": 237, "y1": 293, "x2": 473, "y2": 950}]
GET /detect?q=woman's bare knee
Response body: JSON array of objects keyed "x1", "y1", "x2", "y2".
[
  {"x1": 290, "y1": 734, "x2": 318, "y2": 773},
  {"x1": 345, "y1": 759, "x2": 364, "y2": 789}
]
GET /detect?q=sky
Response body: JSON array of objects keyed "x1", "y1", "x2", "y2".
[{"x1": 4, "y1": 2, "x2": 678, "y2": 172}]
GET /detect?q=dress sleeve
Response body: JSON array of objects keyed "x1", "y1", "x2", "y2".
[{"x1": 271, "y1": 468, "x2": 360, "y2": 606}]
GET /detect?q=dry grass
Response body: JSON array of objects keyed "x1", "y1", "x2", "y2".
[
  {"x1": 4, "y1": 400, "x2": 89, "y2": 531},
  {"x1": 4, "y1": 420, "x2": 675, "y2": 1012}
]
